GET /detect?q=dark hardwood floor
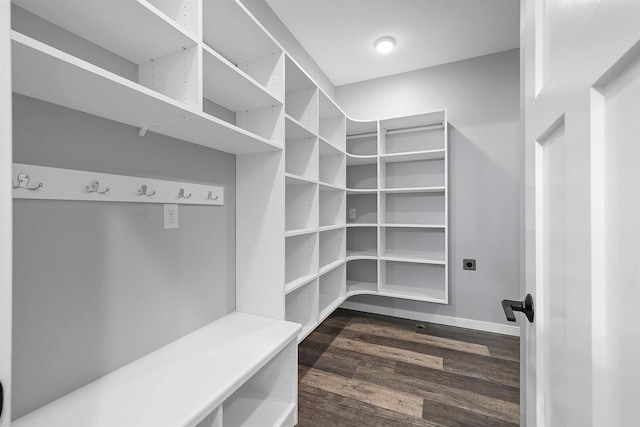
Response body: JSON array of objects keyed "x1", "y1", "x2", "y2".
[{"x1": 298, "y1": 309, "x2": 520, "y2": 427}]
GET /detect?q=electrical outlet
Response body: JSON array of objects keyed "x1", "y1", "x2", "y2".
[
  {"x1": 349, "y1": 208, "x2": 356, "y2": 220},
  {"x1": 463, "y1": 258, "x2": 476, "y2": 271},
  {"x1": 164, "y1": 204, "x2": 179, "y2": 229}
]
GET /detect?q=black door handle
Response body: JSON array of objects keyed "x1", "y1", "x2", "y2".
[
  {"x1": 502, "y1": 294, "x2": 534, "y2": 323},
  {"x1": 1, "y1": 380, "x2": 3, "y2": 419}
]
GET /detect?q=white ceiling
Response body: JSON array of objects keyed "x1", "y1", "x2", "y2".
[{"x1": 265, "y1": 0, "x2": 520, "y2": 86}]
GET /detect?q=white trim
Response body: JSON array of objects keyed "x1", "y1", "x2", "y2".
[{"x1": 341, "y1": 301, "x2": 521, "y2": 337}]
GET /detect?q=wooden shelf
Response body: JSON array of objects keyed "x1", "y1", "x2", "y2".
[
  {"x1": 319, "y1": 224, "x2": 345, "y2": 232},
  {"x1": 203, "y1": 45, "x2": 283, "y2": 112},
  {"x1": 346, "y1": 223, "x2": 377, "y2": 228},
  {"x1": 12, "y1": 32, "x2": 280, "y2": 155},
  {"x1": 12, "y1": 312, "x2": 300, "y2": 427},
  {"x1": 14, "y1": 0, "x2": 198, "y2": 64}
]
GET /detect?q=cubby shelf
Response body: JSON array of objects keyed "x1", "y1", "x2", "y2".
[
  {"x1": 11, "y1": 32, "x2": 281, "y2": 155},
  {"x1": 284, "y1": 228, "x2": 317, "y2": 238},
  {"x1": 285, "y1": 114, "x2": 317, "y2": 139},
  {"x1": 319, "y1": 182, "x2": 345, "y2": 191},
  {"x1": 347, "y1": 223, "x2": 377, "y2": 228},
  {"x1": 223, "y1": 388, "x2": 296, "y2": 427},
  {"x1": 202, "y1": 44, "x2": 283, "y2": 112},
  {"x1": 13, "y1": 0, "x2": 199, "y2": 64}
]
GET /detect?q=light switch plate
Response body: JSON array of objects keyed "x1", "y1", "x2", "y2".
[
  {"x1": 349, "y1": 208, "x2": 356, "y2": 219},
  {"x1": 164, "y1": 204, "x2": 179, "y2": 229}
]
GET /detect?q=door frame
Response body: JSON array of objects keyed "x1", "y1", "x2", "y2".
[{"x1": 0, "y1": 0, "x2": 12, "y2": 425}]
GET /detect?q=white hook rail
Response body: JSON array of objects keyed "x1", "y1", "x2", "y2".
[{"x1": 12, "y1": 163, "x2": 224, "y2": 206}]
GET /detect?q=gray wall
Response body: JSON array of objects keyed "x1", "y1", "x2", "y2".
[
  {"x1": 12, "y1": 94, "x2": 236, "y2": 419},
  {"x1": 336, "y1": 49, "x2": 521, "y2": 326},
  {"x1": 239, "y1": 0, "x2": 337, "y2": 98}
]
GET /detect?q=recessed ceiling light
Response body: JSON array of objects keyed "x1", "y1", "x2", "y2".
[{"x1": 375, "y1": 37, "x2": 395, "y2": 54}]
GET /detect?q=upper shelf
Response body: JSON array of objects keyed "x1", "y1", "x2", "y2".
[
  {"x1": 11, "y1": 32, "x2": 280, "y2": 155},
  {"x1": 203, "y1": 0, "x2": 282, "y2": 65},
  {"x1": 13, "y1": 0, "x2": 198, "y2": 64},
  {"x1": 203, "y1": 44, "x2": 283, "y2": 112},
  {"x1": 12, "y1": 312, "x2": 300, "y2": 427},
  {"x1": 380, "y1": 149, "x2": 446, "y2": 163}
]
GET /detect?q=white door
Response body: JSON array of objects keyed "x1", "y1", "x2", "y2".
[
  {"x1": 520, "y1": 0, "x2": 640, "y2": 425},
  {"x1": 0, "y1": 0, "x2": 11, "y2": 425}
]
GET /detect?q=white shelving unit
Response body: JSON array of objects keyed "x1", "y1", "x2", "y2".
[{"x1": 5, "y1": 1, "x2": 450, "y2": 421}]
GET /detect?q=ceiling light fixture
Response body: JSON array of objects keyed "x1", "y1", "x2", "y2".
[{"x1": 375, "y1": 36, "x2": 396, "y2": 54}]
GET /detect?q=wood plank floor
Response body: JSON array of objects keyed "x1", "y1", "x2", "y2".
[{"x1": 298, "y1": 309, "x2": 520, "y2": 427}]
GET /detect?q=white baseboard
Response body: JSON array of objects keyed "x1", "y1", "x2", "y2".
[{"x1": 340, "y1": 301, "x2": 521, "y2": 337}]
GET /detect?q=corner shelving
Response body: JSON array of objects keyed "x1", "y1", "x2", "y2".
[
  {"x1": 347, "y1": 119, "x2": 377, "y2": 156},
  {"x1": 319, "y1": 92, "x2": 346, "y2": 151},
  {"x1": 319, "y1": 187, "x2": 345, "y2": 228},
  {"x1": 347, "y1": 193, "x2": 377, "y2": 224},
  {"x1": 285, "y1": 233, "x2": 318, "y2": 291},
  {"x1": 285, "y1": 57, "x2": 318, "y2": 135},
  {"x1": 203, "y1": 0, "x2": 284, "y2": 99},
  {"x1": 319, "y1": 138, "x2": 346, "y2": 187},
  {"x1": 285, "y1": 177, "x2": 318, "y2": 233},
  {"x1": 285, "y1": 280, "x2": 319, "y2": 341},
  {"x1": 285, "y1": 118, "x2": 318, "y2": 181},
  {"x1": 380, "y1": 261, "x2": 446, "y2": 303},
  {"x1": 381, "y1": 226, "x2": 445, "y2": 264},
  {"x1": 319, "y1": 264, "x2": 346, "y2": 321},
  {"x1": 346, "y1": 260, "x2": 378, "y2": 296},
  {"x1": 380, "y1": 191, "x2": 445, "y2": 225},
  {"x1": 380, "y1": 111, "x2": 445, "y2": 154},
  {"x1": 319, "y1": 228, "x2": 346, "y2": 271},
  {"x1": 346, "y1": 226, "x2": 378, "y2": 259}
]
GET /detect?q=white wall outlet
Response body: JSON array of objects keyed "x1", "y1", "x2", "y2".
[
  {"x1": 164, "y1": 204, "x2": 179, "y2": 229},
  {"x1": 349, "y1": 208, "x2": 356, "y2": 220}
]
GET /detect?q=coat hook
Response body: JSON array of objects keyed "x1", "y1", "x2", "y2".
[
  {"x1": 137, "y1": 184, "x2": 156, "y2": 196},
  {"x1": 13, "y1": 173, "x2": 43, "y2": 190},
  {"x1": 177, "y1": 188, "x2": 191, "y2": 199},
  {"x1": 207, "y1": 191, "x2": 219, "y2": 201},
  {"x1": 86, "y1": 180, "x2": 110, "y2": 194}
]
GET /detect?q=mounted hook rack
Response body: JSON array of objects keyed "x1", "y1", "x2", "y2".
[
  {"x1": 13, "y1": 173, "x2": 43, "y2": 190},
  {"x1": 138, "y1": 184, "x2": 156, "y2": 196},
  {"x1": 86, "y1": 180, "x2": 110, "y2": 194},
  {"x1": 207, "y1": 191, "x2": 219, "y2": 201},
  {"x1": 177, "y1": 188, "x2": 192, "y2": 199}
]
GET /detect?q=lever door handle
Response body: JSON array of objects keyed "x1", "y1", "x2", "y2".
[
  {"x1": 502, "y1": 294, "x2": 534, "y2": 323},
  {"x1": 1, "y1": 380, "x2": 3, "y2": 419}
]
